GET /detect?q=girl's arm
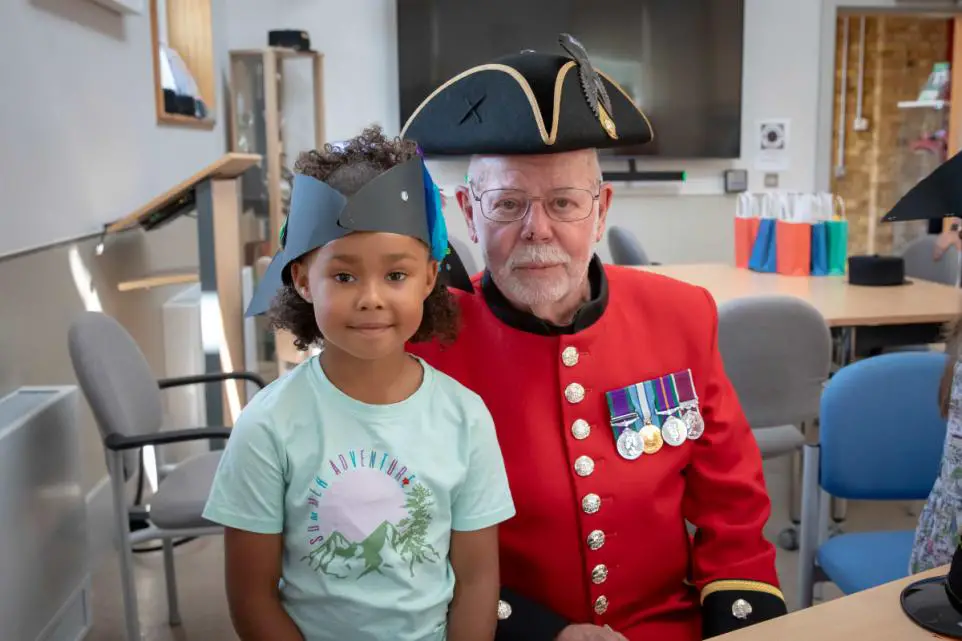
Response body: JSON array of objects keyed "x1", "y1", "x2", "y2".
[
  {"x1": 224, "y1": 528, "x2": 305, "y2": 641},
  {"x1": 448, "y1": 525, "x2": 502, "y2": 641}
]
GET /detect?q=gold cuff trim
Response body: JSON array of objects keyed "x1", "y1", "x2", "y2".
[{"x1": 700, "y1": 580, "x2": 785, "y2": 604}]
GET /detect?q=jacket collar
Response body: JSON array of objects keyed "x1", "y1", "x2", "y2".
[{"x1": 480, "y1": 255, "x2": 608, "y2": 336}]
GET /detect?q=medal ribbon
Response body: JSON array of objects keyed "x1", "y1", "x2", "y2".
[
  {"x1": 607, "y1": 387, "x2": 634, "y2": 421},
  {"x1": 632, "y1": 382, "x2": 654, "y2": 425},
  {"x1": 657, "y1": 375, "x2": 680, "y2": 413},
  {"x1": 673, "y1": 369, "x2": 698, "y2": 404}
]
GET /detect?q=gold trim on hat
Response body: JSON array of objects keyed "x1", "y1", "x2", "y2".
[{"x1": 400, "y1": 61, "x2": 653, "y2": 146}]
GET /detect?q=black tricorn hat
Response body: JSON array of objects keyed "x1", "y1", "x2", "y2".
[
  {"x1": 400, "y1": 33, "x2": 654, "y2": 156},
  {"x1": 900, "y1": 543, "x2": 962, "y2": 638},
  {"x1": 882, "y1": 152, "x2": 962, "y2": 223}
]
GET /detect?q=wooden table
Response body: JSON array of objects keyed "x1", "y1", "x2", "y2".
[
  {"x1": 717, "y1": 566, "x2": 950, "y2": 640},
  {"x1": 638, "y1": 263, "x2": 962, "y2": 328}
]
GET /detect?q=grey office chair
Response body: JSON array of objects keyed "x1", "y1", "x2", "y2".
[
  {"x1": 717, "y1": 295, "x2": 833, "y2": 551},
  {"x1": 607, "y1": 225, "x2": 652, "y2": 266},
  {"x1": 67, "y1": 311, "x2": 266, "y2": 641},
  {"x1": 901, "y1": 234, "x2": 961, "y2": 287}
]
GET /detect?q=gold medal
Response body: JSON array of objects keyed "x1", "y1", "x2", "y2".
[{"x1": 640, "y1": 422, "x2": 663, "y2": 454}]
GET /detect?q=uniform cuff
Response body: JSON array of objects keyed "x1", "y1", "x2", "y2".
[
  {"x1": 700, "y1": 580, "x2": 787, "y2": 638},
  {"x1": 495, "y1": 587, "x2": 569, "y2": 641}
]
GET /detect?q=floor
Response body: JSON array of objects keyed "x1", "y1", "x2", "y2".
[{"x1": 85, "y1": 455, "x2": 922, "y2": 641}]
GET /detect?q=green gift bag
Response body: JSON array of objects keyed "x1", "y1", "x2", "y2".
[{"x1": 825, "y1": 196, "x2": 848, "y2": 275}]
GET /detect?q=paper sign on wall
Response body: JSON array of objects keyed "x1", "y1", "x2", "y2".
[{"x1": 755, "y1": 119, "x2": 791, "y2": 172}]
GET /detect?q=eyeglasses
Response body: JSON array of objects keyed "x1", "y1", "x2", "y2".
[{"x1": 471, "y1": 187, "x2": 601, "y2": 223}]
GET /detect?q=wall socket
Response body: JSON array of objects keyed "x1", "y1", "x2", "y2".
[
  {"x1": 853, "y1": 117, "x2": 870, "y2": 131},
  {"x1": 764, "y1": 173, "x2": 779, "y2": 188}
]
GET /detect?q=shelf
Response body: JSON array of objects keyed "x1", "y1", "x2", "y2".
[
  {"x1": 117, "y1": 272, "x2": 198, "y2": 292},
  {"x1": 897, "y1": 99, "x2": 949, "y2": 110},
  {"x1": 158, "y1": 113, "x2": 216, "y2": 129}
]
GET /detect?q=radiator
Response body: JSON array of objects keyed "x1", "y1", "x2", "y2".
[{"x1": 0, "y1": 386, "x2": 90, "y2": 641}]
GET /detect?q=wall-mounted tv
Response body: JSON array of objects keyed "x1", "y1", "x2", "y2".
[{"x1": 397, "y1": 0, "x2": 745, "y2": 159}]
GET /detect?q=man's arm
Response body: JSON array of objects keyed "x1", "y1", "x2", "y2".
[
  {"x1": 224, "y1": 528, "x2": 304, "y2": 641},
  {"x1": 683, "y1": 288, "x2": 788, "y2": 638}
]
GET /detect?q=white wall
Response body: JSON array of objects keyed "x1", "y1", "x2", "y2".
[
  {"x1": 225, "y1": 0, "x2": 824, "y2": 268},
  {"x1": 0, "y1": 0, "x2": 228, "y2": 258}
]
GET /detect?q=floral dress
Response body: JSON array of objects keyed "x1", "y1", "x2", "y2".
[{"x1": 909, "y1": 359, "x2": 962, "y2": 573}]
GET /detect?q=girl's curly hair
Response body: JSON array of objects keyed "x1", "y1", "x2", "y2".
[{"x1": 268, "y1": 125, "x2": 459, "y2": 351}]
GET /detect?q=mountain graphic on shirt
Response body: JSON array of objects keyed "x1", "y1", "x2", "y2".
[{"x1": 303, "y1": 480, "x2": 440, "y2": 580}]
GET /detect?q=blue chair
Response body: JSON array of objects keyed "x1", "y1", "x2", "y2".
[{"x1": 797, "y1": 351, "x2": 949, "y2": 609}]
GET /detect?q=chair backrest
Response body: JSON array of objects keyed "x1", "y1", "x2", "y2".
[
  {"x1": 68, "y1": 311, "x2": 164, "y2": 476},
  {"x1": 607, "y1": 226, "x2": 651, "y2": 266},
  {"x1": 449, "y1": 236, "x2": 479, "y2": 276},
  {"x1": 901, "y1": 234, "x2": 961, "y2": 286},
  {"x1": 819, "y1": 351, "x2": 948, "y2": 500},
  {"x1": 717, "y1": 295, "x2": 832, "y2": 428}
]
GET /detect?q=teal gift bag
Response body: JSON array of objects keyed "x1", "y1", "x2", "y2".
[{"x1": 825, "y1": 196, "x2": 848, "y2": 275}]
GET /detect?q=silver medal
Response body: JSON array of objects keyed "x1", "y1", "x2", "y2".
[
  {"x1": 616, "y1": 428, "x2": 644, "y2": 460},
  {"x1": 661, "y1": 416, "x2": 688, "y2": 447},
  {"x1": 684, "y1": 408, "x2": 705, "y2": 439}
]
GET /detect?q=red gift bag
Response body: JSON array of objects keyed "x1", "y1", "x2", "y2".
[
  {"x1": 775, "y1": 221, "x2": 812, "y2": 276},
  {"x1": 735, "y1": 217, "x2": 761, "y2": 268}
]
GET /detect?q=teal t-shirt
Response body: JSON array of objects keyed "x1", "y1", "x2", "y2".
[{"x1": 202, "y1": 355, "x2": 516, "y2": 641}]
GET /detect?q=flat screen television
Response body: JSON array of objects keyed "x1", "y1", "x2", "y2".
[{"x1": 397, "y1": 0, "x2": 745, "y2": 159}]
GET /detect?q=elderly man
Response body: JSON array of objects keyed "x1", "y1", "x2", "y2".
[{"x1": 404, "y1": 35, "x2": 786, "y2": 641}]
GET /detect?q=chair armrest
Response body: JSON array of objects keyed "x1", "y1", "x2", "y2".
[
  {"x1": 157, "y1": 371, "x2": 267, "y2": 390},
  {"x1": 104, "y1": 427, "x2": 232, "y2": 451}
]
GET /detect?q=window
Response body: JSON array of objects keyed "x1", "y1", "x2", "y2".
[{"x1": 149, "y1": 0, "x2": 216, "y2": 129}]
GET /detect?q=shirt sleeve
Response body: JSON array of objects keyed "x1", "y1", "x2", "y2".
[
  {"x1": 451, "y1": 395, "x2": 517, "y2": 532},
  {"x1": 202, "y1": 407, "x2": 287, "y2": 535},
  {"x1": 682, "y1": 287, "x2": 788, "y2": 637}
]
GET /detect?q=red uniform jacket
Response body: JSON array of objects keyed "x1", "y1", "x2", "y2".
[{"x1": 409, "y1": 258, "x2": 786, "y2": 640}]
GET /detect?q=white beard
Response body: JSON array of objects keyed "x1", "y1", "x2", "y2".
[{"x1": 481, "y1": 231, "x2": 596, "y2": 307}]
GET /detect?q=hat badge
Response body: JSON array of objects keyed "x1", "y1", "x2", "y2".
[{"x1": 559, "y1": 33, "x2": 617, "y2": 140}]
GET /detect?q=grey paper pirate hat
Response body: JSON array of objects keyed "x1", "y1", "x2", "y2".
[
  {"x1": 246, "y1": 155, "x2": 473, "y2": 317},
  {"x1": 882, "y1": 152, "x2": 962, "y2": 223}
]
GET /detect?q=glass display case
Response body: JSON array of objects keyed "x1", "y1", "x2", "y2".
[{"x1": 228, "y1": 47, "x2": 325, "y2": 379}]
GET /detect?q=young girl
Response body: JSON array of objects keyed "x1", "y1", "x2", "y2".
[
  {"x1": 203, "y1": 126, "x2": 516, "y2": 641},
  {"x1": 909, "y1": 315, "x2": 962, "y2": 574}
]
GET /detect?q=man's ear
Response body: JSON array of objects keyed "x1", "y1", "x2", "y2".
[
  {"x1": 289, "y1": 259, "x2": 312, "y2": 302},
  {"x1": 455, "y1": 186, "x2": 479, "y2": 243},
  {"x1": 595, "y1": 181, "x2": 615, "y2": 243}
]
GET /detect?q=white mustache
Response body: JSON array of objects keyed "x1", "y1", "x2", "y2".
[{"x1": 506, "y1": 244, "x2": 571, "y2": 269}]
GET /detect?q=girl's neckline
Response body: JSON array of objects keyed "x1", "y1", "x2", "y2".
[{"x1": 307, "y1": 352, "x2": 434, "y2": 418}]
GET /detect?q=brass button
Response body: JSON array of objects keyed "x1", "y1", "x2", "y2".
[
  {"x1": 587, "y1": 529, "x2": 606, "y2": 550},
  {"x1": 571, "y1": 419, "x2": 590, "y2": 440},
  {"x1": 591, "y1": 564, "x2": 608, "y2": 584},
  {"x1": 561, "y1": 346, "x2": 579, "y2": 367},
  {"x1": 593, "y1": 595, "x2": 609, "y2": 614},
  {"x1": 574, "y1": 455, "x2": 595, "y2": 477},
  {"x1": 582, "y1": 493, "x2": 601, "y2": 514},
  {"x1": 732, "y1": 598, "x2": 752, "y2": 620},
  {"x1": 565, "y1": 383, "x2": 585, "y2": 404},
  {"x1": 497, "y1": 600, "x2": 512, "y2": 620}
]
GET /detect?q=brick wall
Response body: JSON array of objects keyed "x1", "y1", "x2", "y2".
[{"x1": 829, "y1": 15, "x2": 950, "y2": 256}]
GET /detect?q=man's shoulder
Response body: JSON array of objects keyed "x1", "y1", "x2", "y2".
[{"x1": 604, "y1": 263, "x2": 715, "y2": 310}]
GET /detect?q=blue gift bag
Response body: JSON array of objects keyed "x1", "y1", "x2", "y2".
[
  {"x1": 810, "y1": 221, "x2": 829, "y2": 276},
  {"x1": 748, "y1": 218, "x2": 777, "y2": 273}
]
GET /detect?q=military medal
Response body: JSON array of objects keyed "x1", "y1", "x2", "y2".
[
  {"x1": 606, "y1": 387, "x2": 643, "y2": 460},
  {"x1": 633, "y1": 382, "x2": 663, "y2": 454},
  {"x1": 657, "y1": 376, "x2": 688, "y2": 447},
  {"x1": 674, "y1": 370, "x2": 705, "y2": 440}
]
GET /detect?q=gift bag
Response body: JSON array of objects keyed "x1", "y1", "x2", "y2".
[
  {"x1": 734, "y1": 193, "x2": 761, "y2": 269},
  {"x1": 775, "y1": 193, "x2": 813, "y2": 276},
  {"x1": 810, "y1": 194, "x2": 831, "y2": 276},
  {"x1": 825, "y1": 196, "x2": 848, "y2": 276},
  {"x1": 748, "y1": 194, "x2": 778, "y2": 273}
]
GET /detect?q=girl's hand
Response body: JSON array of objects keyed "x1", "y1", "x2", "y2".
[{"x1": 555, "y1": 623, "x2": 629, "y2": 641}]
